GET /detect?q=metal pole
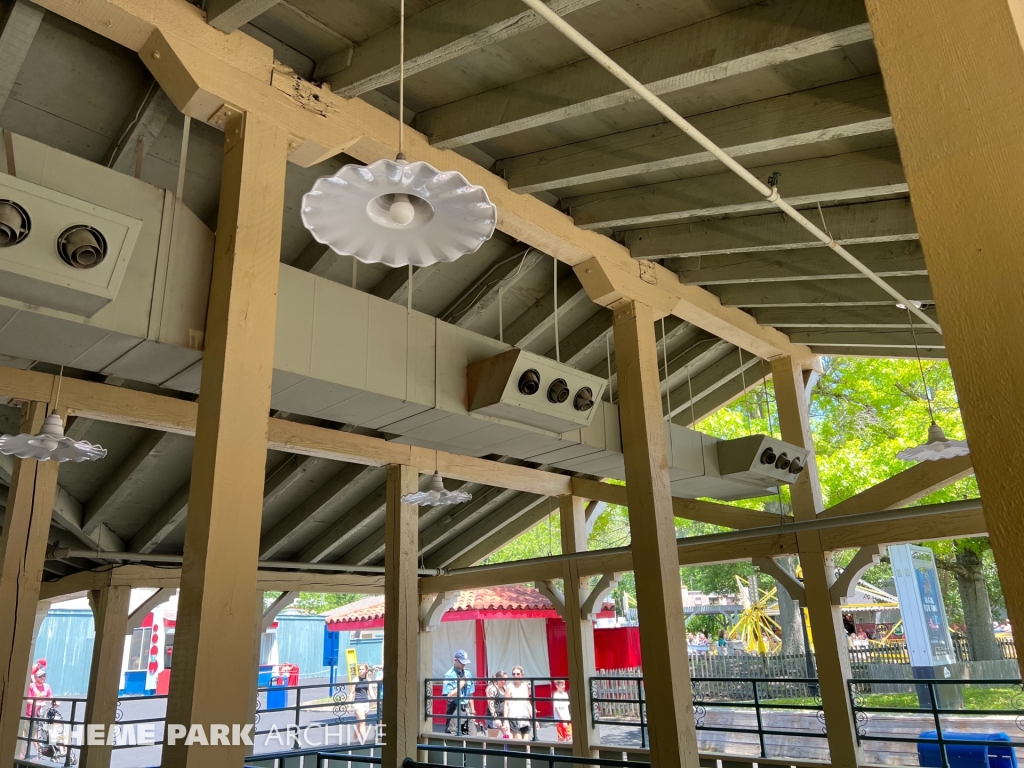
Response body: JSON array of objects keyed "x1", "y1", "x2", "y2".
[{"x1": 516, "y1": 0, "x2": 941, "y2": 336}]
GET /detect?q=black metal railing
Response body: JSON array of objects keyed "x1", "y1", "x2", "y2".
[
  {"x1": 590, "y1": 676, "x2": 827, "y2": 757},
  {"x1": 245, "y1": 743, "x2": 382, "y2": 768},
  {"x1": 425, "y1": 676, "x2": 570, "y2": 742},
  {"x1": 849, "y1": 677, "x2": 1024, "y2": 768},
  {"x1": 253, "y1": 679, "x2": 384, "y2": 749},
  {"x1": 410, "y1": 743, "x2": 647, "y2": 768}
]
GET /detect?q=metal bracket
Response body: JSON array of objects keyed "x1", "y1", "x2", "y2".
[
  {"x1": 830, "y1": 545, "x2": 884, "y2": 606},
  {"x1": 420, "y1": 591, "x2": 458, "y2": 632},
  {"x1": 580, "y1": 572, "x2": 621, "y2": 621},
  {"x1": 752, "y1": 557, "x2": 805, "y2": 606}
]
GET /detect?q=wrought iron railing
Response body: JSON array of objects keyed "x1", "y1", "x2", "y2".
[
  {"x1": 590, "y1": 675, "x2": 827, "y2": 757},
  {"x1": 849, "y1": 677, "x2": 1024, "y2": 768}
]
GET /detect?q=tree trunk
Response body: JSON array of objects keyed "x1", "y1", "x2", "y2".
[
  {"x1": 954, "y1": 545, "x2": 1001, "y2": 661},
  {"x1": 776, "y1": 556, "x2": 806, "y2": 656}
]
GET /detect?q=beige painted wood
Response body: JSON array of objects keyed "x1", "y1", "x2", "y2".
[
  {"x1": 161, "y1": 110, "x2": 289, "y2": 768},
  {"x1": 771, "y1": 356, "x2": 861, "y2": 768},
  {"x1": 576, "y1": 259, "x2": 815, "y2": 367},
  {"x1": 565, "y1": 147, "x2": 906, "y2": 230},
  {"x1": 626, "y1": 198, "x2": 917, "y2": 260},
  {"x1": 382, "y1": 465, "x2": 420, "y2": 768},
  {"x1": 246, "y1": 591, "x2": 264, "y2": 758},
  {"x1": 29, "y1": 0, "x2": 811, "y2": 366},
  {"x1": 81, "y1": 586, "x2": 131, "y2": 768},
  {"x1": 0, "y1": 402, "x2": 60, "y2": 763},
  {"x1": 558, "y1": 496, "x2": 599, "y2": 756},
  {"x1": 205, "y1": 0, "x2": 281, "y2": 33},
  {"x1": 39, "y1": 566, "x2": 384, "y2": 600},
  {"x1": 570, "y1": 477, "x2": 789, "y2": 529},
  {"x1": 0, "y1": 365, "x2": 574, "y2": 497},
  {"x1": 613, "y1": 300, "x2": 699, "y2": 768},
  {"x1": 502, "y1": 76, "x2": 892, "y2": 194},
  {"x1": 821, "y1": 455, "x2": 974, "y2": 519},
  {"x1": 861, "y1": 0, "x2": 1024, "y2": 672},
  {"x1": 321, "y1": 0, "x2": 602, "y2": 96},
  {"x1": 417, "y1": 597, "x2": 436, "y2": 739},
  {"x1": 0, "y1": 0, "x2": 44, "y2": 114}
]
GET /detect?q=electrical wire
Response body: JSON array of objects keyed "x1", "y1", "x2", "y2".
[
  {"x1": 443, "y1": 248, "x2": 533, "y2": 323},
  {"x1": 108, "y1": 80, "x2": 156, "y2": 168},
  {"x1": 397, "y1": 0, "x2": 405, "y2": 160},
  {"x1": 906, "y1": 305, "x2": 937, "y2": 422}
]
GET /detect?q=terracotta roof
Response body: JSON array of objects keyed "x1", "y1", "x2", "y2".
[{"x1": 323, "y1": 585, "x2": 556, "y2": 626}]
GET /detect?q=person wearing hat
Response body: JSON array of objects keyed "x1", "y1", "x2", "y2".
[
  {"x1": 443, "y1": 650, "x2": 474, "y2": 735},
  {"x1": 20, "y1": 660, "x2": 53, "y2": 758}
]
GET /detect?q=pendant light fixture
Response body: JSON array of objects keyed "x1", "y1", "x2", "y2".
[
  {"x1": 402, "y1": 471, "x2": 472, "y2": 507},
  {"x1": 895, "y1": 305, "x2": 968, "y2": 462},
  {"x1": 0, "y1": 368, "x2": 106, "y2": 463},
  {"x1": 300, "y1": 0, "x2": 497, "y2": 268}
]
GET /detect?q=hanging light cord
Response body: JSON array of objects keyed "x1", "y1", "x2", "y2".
[
  {"x1": 906, "y1": 306, "x2": 936, "y2": 423},
  {"x1": 397, "y1": 0, "x2": 406, "y2": 160},
  {"x1": 53, "y1": 365, "x2": 64, "y2": 415}
]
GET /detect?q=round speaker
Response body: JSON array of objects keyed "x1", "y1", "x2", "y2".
[
  {"x1": 760, "y1": 448, "x2": 776, "y2": 465},
  {"x1": 547, "y1": 378, "x2": 570, "y2": 404},
  {"x1": 774, "y1": 452, "x2": 791, "y2": 471},
  {"x1": 789, "y1": 458, "x2": 804, "y2": 475},
  {"x1": 573, "y1": 387, "x2": 594, "y2": 412},
  {"x1": 0, "y1": 200, "x2": 30, "y2": 246},
  {"x1": 57, "y1": 225, "x2": 107, "y2": 269},
  {"x1": 518, "y1": 369, "x2": 541, "y2": 396}
]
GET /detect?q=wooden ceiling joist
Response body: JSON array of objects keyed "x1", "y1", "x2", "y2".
[
  {"x1": 32, "y1": 0, "x2": 816, "y2": 367},
  {"x1": 500, "y1": 75, "x2": 892, "y2": 195}
]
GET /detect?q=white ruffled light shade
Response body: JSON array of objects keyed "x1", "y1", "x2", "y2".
[
  {"x1": 0, "y1": 412, "x2": 107, "y2": 463},
  {"x1": 301, "y1": 159, "x2": 497, "y2": 268},
  {"x1": 896, "y1": 422, "x2": 969, "y2": 462},
  {"x1": 401, "y1": 472, "x2": 472, "y2": 507}
]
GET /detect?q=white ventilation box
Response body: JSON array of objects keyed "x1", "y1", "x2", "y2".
[
  {"x1": 0, "y1": 174, "x2": 142, "y2": 316},
  {"x1": 467, "y1": 349, "x2": 607, "y2": 434},
  {"x1": 716, "y1": 435, "x2": 811, "y2": 487}
]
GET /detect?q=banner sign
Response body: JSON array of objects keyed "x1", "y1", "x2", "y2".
[{"x1": 889, "y1": 544, "x2": 955, "y2": 666}]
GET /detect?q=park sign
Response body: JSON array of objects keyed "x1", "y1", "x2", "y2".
[{"x1": 889, "y1": 544, "x2": 956, "y2": 667}]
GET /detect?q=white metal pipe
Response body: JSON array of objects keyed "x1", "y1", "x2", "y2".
[
  {"x1": 50, "y1": 548, "x2": 442, "y2": 577},
  {"x1": 519, "y1": 0, "x2": 941, "y2": 336}
]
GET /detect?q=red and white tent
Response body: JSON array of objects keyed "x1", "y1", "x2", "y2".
[{"x1": 324, "y1": 585, "x2": 641, "y2": 679}]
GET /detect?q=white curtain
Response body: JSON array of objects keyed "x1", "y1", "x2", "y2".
[
  {"x1": 431, "y1": 621, "x2": 477, "y2": 678},
  {"x1": 483, "y1": 620, "x2": 550, "y2": 679}
]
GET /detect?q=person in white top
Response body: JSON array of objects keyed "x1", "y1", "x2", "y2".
[
  {"x1": 504, "y1": 665, "x2": 533, "y2": 739},
  {"x1": 552, "y1": 679, "x2": 572, "y2": 742}
]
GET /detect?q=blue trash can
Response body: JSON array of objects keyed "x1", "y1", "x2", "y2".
[
  {"x1": 918, "y1": 731, "x2": 1018, "y2": 768},
  {"x1": 258, "y1": 664, "x2": 288, "y2": 710}
]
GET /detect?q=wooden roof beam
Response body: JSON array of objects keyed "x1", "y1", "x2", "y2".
[
  {"x1": 415, "y1": 0, "x2": 873, "y2": 149},
  {"x1": 565, "y1": 148, "x2": 907, "y2": 231},
  {"x1": 31, "y1": 0, "x2": 812, "y2": 368},
  {"x1": 627, "y1": 199, "x2": 918, "y2": 260},
  {"x1": 750, "y1": 304, "x2": 939, "y2": 329},
  {"x1": 205, "y1": 0, "x2": 281, "y2": 33},
  {"x1": 678, "y1": 242, "x2": 927, "y2": 286},
  {"x1": 820, "y1": 456, "x2": 974, "y2": 520},
  {"x1": 0, "y1": 0, "x2": 44, "y2": 115},
  {"x1": 712, "y1": 275, "x2": 934, "y2": 309},
  {"x1": 318, "y1": 0, "x2": 602, "y2": 97},
  {"x1": 500, "y1": 76, "x2": 892, "y2": 195}
]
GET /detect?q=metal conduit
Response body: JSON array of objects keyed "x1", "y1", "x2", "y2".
[
  {"x1": 443, "y1": 498, "x2": 982, "y2": 576},
  {"x1": 519, "y1": 0, "x2": 941, "y2": 336},
  {"x1": 48, "y1": 548, "x2": 443, "y2": 577}
]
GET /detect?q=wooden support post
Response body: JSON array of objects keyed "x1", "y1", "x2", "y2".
[
  {"x1": 559, "y1": 495, "x2": 599, "y2": 756},
  {"x1": 382, "y1": 465, "x2": 419, "y2": 768},
  {"x1": 612, "y1": 301, "x2": 699, "y2": 768},
  {"x1": 81, "y1": 586, "x2": 131, "y2": 768},
  {"x1": 863, "y1": 0, "x2": 1024, "y2": 673},
  {"x1": 418, "y1": 597, "x2": 435, "y2": 741},
  {"x1": 245, "y1": 591, "x2": 264, "y2": 758},
  {"x1": 772, "y1": 356, "x2": 861, "y2": 768},
  {"x1": 0, "y1": 402, "x2": 60, "y2": 762},
  {"x1": 161, "y1": 110, "x2": 289, "y2": 768}
]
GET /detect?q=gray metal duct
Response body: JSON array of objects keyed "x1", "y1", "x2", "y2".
[{"x1": 0, "y1": 133, "x2": 803, "y2": 502}]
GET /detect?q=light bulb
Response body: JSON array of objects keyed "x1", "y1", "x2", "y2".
[
  {"x1": 389, "y1": 194, "x2": 415, "y2": 226},
  {"x1": 429, "y1": 489, "x2": 441, "y2": 501},
  {"x1": 41, "y1": 438, "x2": 59, "y2": 452}
]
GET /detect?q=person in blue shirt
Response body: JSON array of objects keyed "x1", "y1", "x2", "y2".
[{"x1": 443, "y1": 650, "x2": 473, "y2": 735}]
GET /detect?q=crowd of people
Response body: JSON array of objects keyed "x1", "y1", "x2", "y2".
[{"x1": 442, "y1": 651, "x2": 572, "y2": 742}]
